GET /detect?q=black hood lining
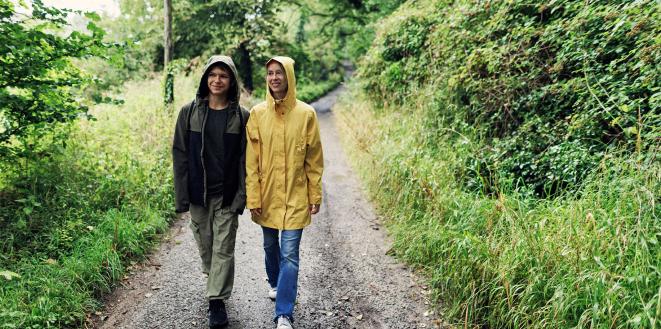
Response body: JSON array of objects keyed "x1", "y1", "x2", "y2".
[{"x1": 198, "y1": 62, "x2": 239, "y2": 102}]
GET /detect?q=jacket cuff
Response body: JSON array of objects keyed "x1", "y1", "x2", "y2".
[
  {"x1": 308, "y1": 190, "x2": 321, "y2": 205},
  {"x1": 246, "y1": 197, "x2": 261, "y2": 209}
]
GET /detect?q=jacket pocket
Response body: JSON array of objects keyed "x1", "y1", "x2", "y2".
[{"x1": 294, "y1": 137, "x2": 306, "y2": 166}]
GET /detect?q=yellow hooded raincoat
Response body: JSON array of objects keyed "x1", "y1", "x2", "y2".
[{"x1": 246, "y1": 57, "x2": 324, "y2": 229}]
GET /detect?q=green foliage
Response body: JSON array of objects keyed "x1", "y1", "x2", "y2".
[
  {"x1": 338, "y1": 0, "x2": 660, "y2": 326},
  {"x1": 0, "y1": 72, "x2": 199, "y2": 328},
  {"x1": 174, "y1": 0, "x2": 286, "y2": 90},
  {"x1": 359, "y1": 0, "x2": 660, "y2": 195},
  {"x1": 293, "y1": 0, "x2": 406, "y2": 61},
  {"x1": 335, "y1": 87, "x2": 661, "y2": 329},
  {"x1": 295, "y1": 7, "x2": 308, "y2": 44},
  {"x1": 0, "y1": 0, "x2": 115, "y2": 163},
  {"x1": 107, "y1": 0, "x2": 344, "y2": 96},
  {"x1": 163, "y1": 64, "x2": 175, "y2": 105},
  {"x1": 297, "y1": 73, "x2": 343, "y2": 103},
  {"x1": 173, "y1": 0, "x2": 279, "y2": 60},
  {"x1": 94, "y1": 0, "x2": 162, "y2": 81}
]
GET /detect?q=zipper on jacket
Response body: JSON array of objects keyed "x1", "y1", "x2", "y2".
[
  {"x1": 200, "y1": 103, "x2": 209, "y2": 207},
  {"x1": 200, "y1": 102, "x2": 242, "y2": 208}
]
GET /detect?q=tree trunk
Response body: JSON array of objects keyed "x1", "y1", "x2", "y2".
[
  {"x1": 164, "y1": 0, "x2": 173, "y2": 66},
  {"x1": 237, "y1": 41, "x2": 253, "y2": 93},
  {"x1": 163, "y1": 0, "x2": 174, "y2": 105}
]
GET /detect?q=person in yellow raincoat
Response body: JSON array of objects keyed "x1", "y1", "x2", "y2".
[{"x1": 245, "y1": 56, "x2": 323, "y2": 329}]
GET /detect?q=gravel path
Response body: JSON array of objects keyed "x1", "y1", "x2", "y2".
[{"x1": 90, "y1": 83, "x2": 444, "y2": 329}]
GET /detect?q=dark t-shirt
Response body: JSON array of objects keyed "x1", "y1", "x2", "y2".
[{"x1": 204, "y1": 108, "x2": 228, "y2": 197}]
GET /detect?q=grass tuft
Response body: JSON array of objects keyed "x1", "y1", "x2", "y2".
[{"x1": 335, "y1": 86, "x2": 660, "y2": 328}]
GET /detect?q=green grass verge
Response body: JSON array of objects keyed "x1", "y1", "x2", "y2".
[
  {"x1": 334, "y1": 87, "x2": 660, "y2": 328},
  {"x1": 0, "y1": 73, "x2": 200, "y2": 328}
]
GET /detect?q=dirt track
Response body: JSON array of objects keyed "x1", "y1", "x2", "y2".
[{"x1": 90, "y1": 84, "x2": 443, "y2": 329}]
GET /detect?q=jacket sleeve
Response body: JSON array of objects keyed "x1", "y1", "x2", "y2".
[
  {"x1": 305, "y1": 110, "x2": 324, "y2": 205},
  {"x1": 230, "y1": 108, "x2": 250, "y2": 214},
  {"x1": 172, "y1": 103, "x2": 191, "y2": 213},
  {"x1": 245, "y1": 109, "x2": 262, "y2": 209}
]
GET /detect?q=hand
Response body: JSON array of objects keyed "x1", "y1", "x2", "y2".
[
  {"x1": 250, "y1": 208, "x2": 262, "y2": 217},
  {"x1": 309, "y1": 204, "x2": 320, "y2": 215}
]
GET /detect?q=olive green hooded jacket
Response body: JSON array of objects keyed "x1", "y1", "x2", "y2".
[{"x1": 172, "y1": 55, "x2": 250, "y2": 214}]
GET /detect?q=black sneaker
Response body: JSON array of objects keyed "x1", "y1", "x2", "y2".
[{"x1": 208, "y1": 299, "x2": 228, "y2": 328}]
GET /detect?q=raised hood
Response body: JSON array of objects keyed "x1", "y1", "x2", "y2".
[
  {"x1": 197, "y1": 55, "x2": 241, "y2": 104},
  {"x1": 266, "y1": 56, "x2": 297, "y2": 111}
]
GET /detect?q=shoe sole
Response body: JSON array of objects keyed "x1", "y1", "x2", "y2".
[{"x1": 210, "y1": 320, "x2": 229, "y2": 329}]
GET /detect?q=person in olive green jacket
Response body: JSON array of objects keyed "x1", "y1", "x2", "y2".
[
  {"x1": 245, "y1": 56, "x2": 324, "y2": 329},
  {"x1": 172, "y1": 55, "x2": 249, "y2": 329}
]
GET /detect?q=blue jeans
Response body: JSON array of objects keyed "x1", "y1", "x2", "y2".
[{"x1": 262, "y1": 226, "x2": 303, "y2": 322}]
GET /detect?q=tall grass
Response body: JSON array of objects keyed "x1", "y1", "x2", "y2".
[
  {"x1": 334, "y1": 86, "x2": 660, "y2": 328},
  {"x1": 0, "y1": 73, "x2": 199, "y2": 328}
]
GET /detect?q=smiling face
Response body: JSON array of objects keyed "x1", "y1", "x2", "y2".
[
  {"x1": 206, "y1": 65, "x2": 232, "y2": 97},
  {"x1": 267, "y1": 61, "x2": 288, "y2": 98}
]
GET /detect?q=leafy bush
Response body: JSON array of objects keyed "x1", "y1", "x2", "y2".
[
  {"x1": 338, "y1": 0, "x2": 660, "y2": 326},
  {"x1": 0, "y1": 73, "x2": 199, "y2": 328},
  {"x1": 0, "y1": 1, "x2": 116, "y2": 164},
  {"x1": 358, "y1": 0, "x2": 660, "y2": 195},
  {"x1": 297, "y1": 73, "x2": 344, "y2": 103},
  {"x1": 335, "y1": 87, "x2": 660, "y2": 328}
]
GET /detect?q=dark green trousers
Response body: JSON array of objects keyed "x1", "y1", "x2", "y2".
[{"x1": 190, "y1": 196, "x2": 238, "y2": 300}]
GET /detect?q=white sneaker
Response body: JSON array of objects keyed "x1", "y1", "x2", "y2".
[
  {"x1": 276, "y1": 315, "x2": 293, "y2": 329},
  {"x1": 268, "y1": 287, "x2": 277, "y2": 300}
]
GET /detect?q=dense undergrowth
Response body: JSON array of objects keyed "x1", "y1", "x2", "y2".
[
  {"x1": 359, "y1": 0, "x2": 659, "y2": 196},
  {"x1": 336, "y1": 0, "x2": 660, "y2": 328},
  {"x1": 0, "y1": 73, "x2": 200, "y2": 328},
  {"x1": 337, "y1": 91, "x2": 659, "y2": 328}
]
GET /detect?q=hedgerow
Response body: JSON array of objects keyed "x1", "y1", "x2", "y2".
[
  {"x1": 359, "y1": 0, "x2": 660, "y2": 195},
  {"x1": 336, "y1": 0, "x2": 660, "y2": 327}
]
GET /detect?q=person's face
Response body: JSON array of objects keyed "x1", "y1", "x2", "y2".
[
  {"x1": 267, "y1": 62, "x2": 288, "y2": 96},
  {"x1": 207, "y1": 66, "x2": 232, "y2": 97}
]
